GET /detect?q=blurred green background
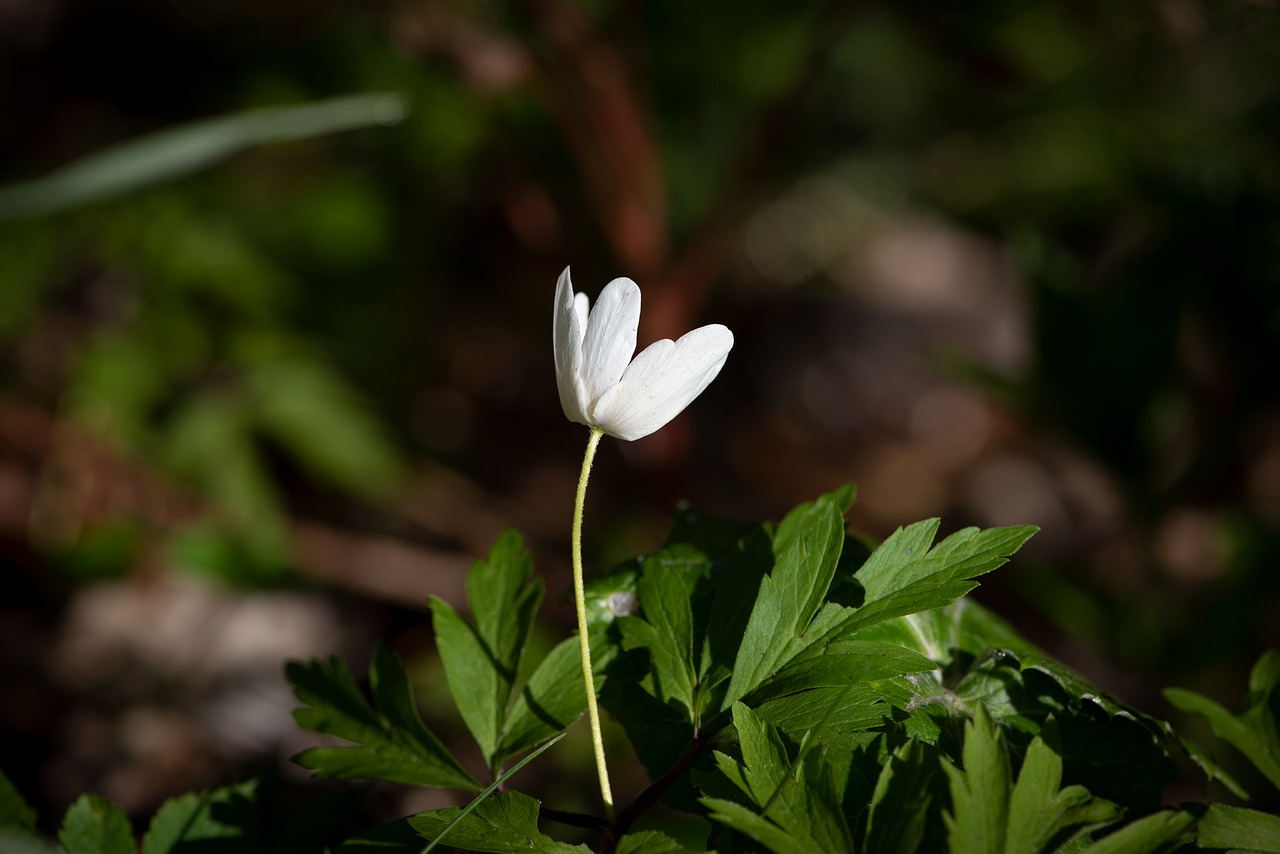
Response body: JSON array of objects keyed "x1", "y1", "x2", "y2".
[{"x1": 2, "y1": 0, "x2": 1279, "y2": 834}]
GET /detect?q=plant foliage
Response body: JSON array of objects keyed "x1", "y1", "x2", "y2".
[{"x1": 5, "y1": 488, "x2": 1279, "y2": 851}]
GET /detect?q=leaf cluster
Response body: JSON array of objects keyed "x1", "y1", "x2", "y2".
[
  {"x1": 8, "y1": 487, "x2": 1280, "y2": 852},
  {"x1": 280, "y1": 486, "x2": 1280, "y2": 851}
]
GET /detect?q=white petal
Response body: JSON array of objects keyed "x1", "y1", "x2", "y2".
[
  {"x1": 552, "y1": 267, "x2": 589, "y2": 425},
  {"x1": 579, "y1": 277, "x2": 640, "y2": 409},
  {"x1": 591, "y1": 324, "x2": 733, "y2": 441}
]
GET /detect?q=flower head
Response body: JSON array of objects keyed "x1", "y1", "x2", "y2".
[{"x1": 553, "y1": 267, "x2": 733, "y2": 441}]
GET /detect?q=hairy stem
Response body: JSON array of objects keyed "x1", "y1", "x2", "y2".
[{"x1": 572, "y1": 426, "x2": 613, "y2": 818}]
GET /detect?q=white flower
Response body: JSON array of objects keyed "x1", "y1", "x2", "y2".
[{"x1": 553, "y1": 267, "x2": 733, "y2": 441}]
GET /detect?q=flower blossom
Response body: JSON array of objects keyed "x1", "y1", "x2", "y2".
[{"x1": 553, "y1": 267, "x2": 733, "y2": 441}]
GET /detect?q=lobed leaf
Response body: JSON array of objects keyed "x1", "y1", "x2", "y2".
[
  {"x1": 431, "y1": 529, "x2": 542, "y2": 770},
  {"x1": 1005, "y1": 720, "x2": 1121, "y2": 853},
  {"x1": 864, "y1": 740, "x2": 937, "y2": 854},
  {"x1": 612, "y1": 830, "x2": 706, "y2": 853},
  {"x1": 704, "y1": 703, "x2": 854, "y2": 852},
  {"x1": 1195, "y1": 803, "x2": 1280, "y2": 853},
  {"x1": 499, "y1": 624, "x2": 614, "y2": 759},
  {"x1": 943, "y1": 705, "x2": 1010, "y2": 854},
  {"x1": 288, "y1": 647, "x2": 480, "y2": 790},
  {"x1": 618, "y1": 552, "x2": 700, "y2": 721},
  {"x1": 1164, "y1": 683, "x2": 1280, "y2": 793},
  {"x1": 141, "y1": 780, "x2": 258, "y2": 854},
  {"x1": 724, "y1": 490, "x2": 850, "y2": 707},
  {"x1": 58, "y1": 795, "x2": 135, "y2": 854},
  {"x1": 408, "y1": 791, "x2": 588, "y2": 853},
  {"x1": 1080, "y1": 809, "x2": 1195, "y2": 854}
]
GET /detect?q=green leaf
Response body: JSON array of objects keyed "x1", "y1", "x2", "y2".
[
  {"x1": 740, "y1": 644, "x2": 934, "y2": 746},
  {"x1": 1174, "y1": 734, "x2": 1249, "y2": 800},
  {"x1": 288, "y1": 646, "x2": 480, "y2": 790},
  {"x1": 703, "y1": 703, "x2": 854, "y2": 852},
  {"x1": 752, "y1": 687, "x2": 889, "y2": 748},
  {"x1": 724, "y1": 492, "x2": 849, "y2": 707},
  {"x1": 1196, "y1": 803, "x2": 1280, "y2": 853},
  {"x1": 140, "y1": 780, "x2": 258, "y2": 854},
  {"x1": 619, "y1": 551, "x2": 700, "y2": 721},
  {"x1": 860, "y1": 602, "x2": 1178, "y2": 809},
  {"x1": 943, "y1": 705, "x2": 1010, "y2": 854},
  {"x1": 1081, "y1": 810, "x2": 1195, "y2": 854},
  {"x1": 0, "y1": 768, "x2": 37, "y2": 839},
  {"x1": 408, "y1": 791, "x2": 589, "y2": 853},
  {"x1": 499, "y1": 624, "x2": 614, "y2": 759},
  {"x1": 825, "y1": 523, "x2": 1037, "y2": 643},
  {"x1": 1004, "y1": 720, "x2": 1121, "y2": 854},
  {"x1": 0, "y1": 93, "x2": 406, "y2": 222},
  {"x1": 755, "y1": 640, "x2": 939, "y2": 698},
  {"x1": 613, "y1": 830, "x2": 705, "y2": 853},
  {"x1": 830, "y1": 578, "x2": 982, "y2": 641},
  {"x1": 864, "y1": 740, "x2": 937, "y2": 854},
  {"x1": 430, "y1": 530, "x2": 542, "y2": 769},
  {"x1": 600, "y1": 677, "x2": 696, "y2": 798},
  {"x1": 58, "y1": 796, "x2": 134, "y2": 854},
  {"x1": 699, "y1": 797, "x2": 805, "y2": 853},
  {"x1": 334, "y1": 819, "x2": 422, "y2": 853},
  {"x1": 422, "y1": 733, "x2": 566, "y2": 853},
  {"x1": 1164, "y1": 682, "x2": 1280, "y2": 792},
  {"x1": 855, "y1": 518, "x2": 945, "y2": 604}
]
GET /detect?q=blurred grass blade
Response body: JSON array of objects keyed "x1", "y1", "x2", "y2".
[{"x1": 0, "y1": 92, "x2": 405, "y2": 222}]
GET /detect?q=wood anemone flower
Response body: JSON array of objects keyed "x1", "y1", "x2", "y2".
[{"x1": 553, "y1": 267, "x2": 734, "y2": 441}]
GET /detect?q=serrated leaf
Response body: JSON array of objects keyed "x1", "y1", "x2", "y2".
[
  {"x1": 855, "y1": 519, "x2": 944, "y2": 604},
  {"x1": 499, "y1": 624, "x2": 614, "y2": 759},
  {"x1": 1005, "y1": 720, "x2": 1122, "y2": 854},
  {"x1": 707, "y1": 703, "x2": 854, "y2": 852},
  {"x1": 724, "y1": 493, "x2": 849, "y2": 707},
  {"x1": 422, "y1": 733, "x2": 566, "y2": 854},
  {"x1": 140, "y1": 780, "x2": 258, "y2": 854},
  {"x1": 943, "y1": 705, "x2": 1010, "y2": 854},
  {"x1": 743, "y1": 643, "x2": 921, "y2": 744},
  {"x1": 58, "y1": 795, "x2": 134, "y2": 854},
  {"x1": 1080, "y1": 809, "x2": 1195, "y2": 854},
  {"x1": 408, "y1": 791, "x2": 588, "y2": 853},
  {"x1": 699, "y1": 797, "x2": 805, "y2": 853},
  {"x1": 754, "y1": 641, "x2": 938, "y2": 700},
  {"x1": 700, "y1": 528, "x2": 773, "y2": 693},
  {"x1": 857, "y1": 602, "x2": 1178, "y2": 809},
  {"x1": 613, "y1": 829, "x2": 705, "y2": 853},
  {"x1": 1175, "y1": 733, "x2": 1249, "y2": 800},
  {"x1": 428, "y1": 601, "x2": 493, "y2": 750},
  {"x1": 288, "y1": 647, "x2": 480, "y2": 790},
  {"x1": 0, "y1": 768, "x2": 37, "y2": 839},
  {"x1": 1196, "y1": 803, "x2": 1280, "y2": 853},
  {"x1": 1164, "y1": 685, "x2": 1280, "y2": 792},
  {"x1": 431, "y1": 530, "x2": 542, "y2": 770},
  {"x1": 601, "y1": 675, "x2": 695, "y2": 787},
  {"x1": 824, "y1": 523, "x2": 1037, "y2": 644},
  {"x1": 864, "y1": 740, "x2": 937, "y2": 854},
  {"x1": 618, "y1": 553, "x2": 699, "y2": 720}
]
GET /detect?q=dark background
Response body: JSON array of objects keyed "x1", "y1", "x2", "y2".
[{"x1": 1, "y1": 0, "x2": 1278, "y2": 836}]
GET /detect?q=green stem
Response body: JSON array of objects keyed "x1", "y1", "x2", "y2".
[{"x1": 572, "y1": 426, "x2": 613, "y2": 818}]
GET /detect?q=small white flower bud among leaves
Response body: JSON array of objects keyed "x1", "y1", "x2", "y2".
[{"x1": 553, "y1": 267, "x2": 733, "y2": 441}]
